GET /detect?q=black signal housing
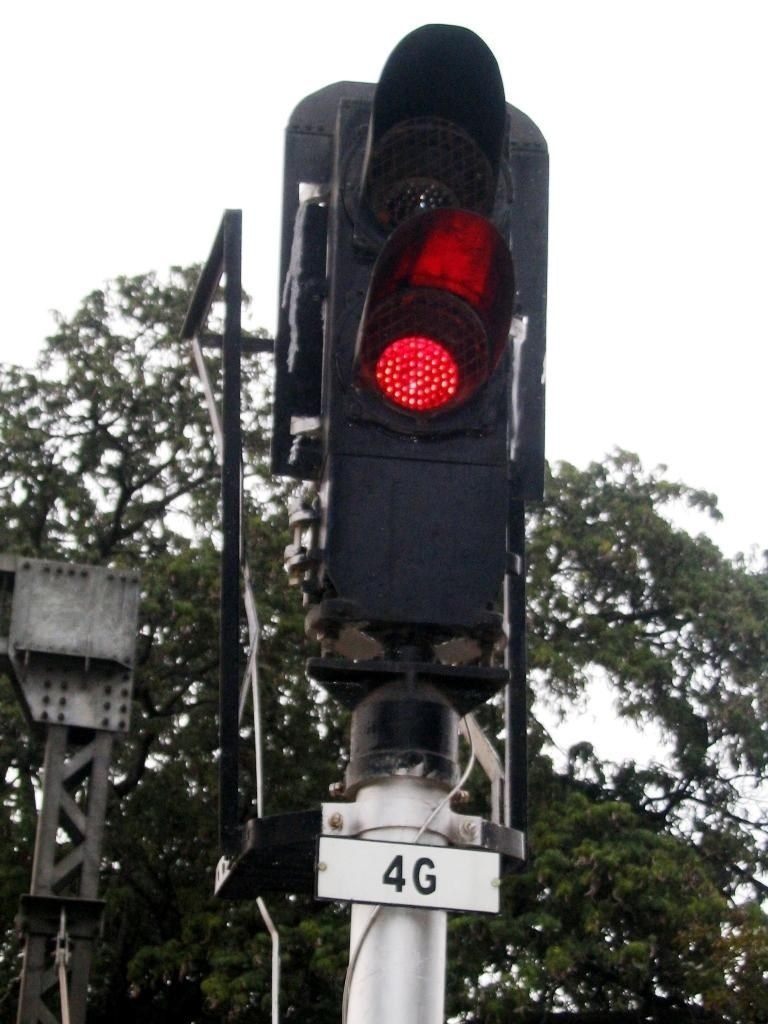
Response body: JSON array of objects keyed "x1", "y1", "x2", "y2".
[{"x1": 272, "y1": 24, "x2": 548, "y2": 649}]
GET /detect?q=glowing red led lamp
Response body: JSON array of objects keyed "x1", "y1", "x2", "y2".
[{"x1": 375, "y1": 335, "x2": 459, "y2": 412}]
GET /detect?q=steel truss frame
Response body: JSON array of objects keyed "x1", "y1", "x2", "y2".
[{"x1": 16, "y1": 727, "x2": 112, "y2": 1024}]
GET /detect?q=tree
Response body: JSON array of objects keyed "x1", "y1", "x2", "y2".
[
  {"x1": 446, "y1": 454, "x2": 768, "y2": 1022},
  {"x1": 0, "y1": 271, "x2": 765, "y2": 1022}
]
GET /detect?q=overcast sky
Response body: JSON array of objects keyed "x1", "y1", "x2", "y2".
[{"x1": 2, "y1": 0, "x2": 766, "y2": 563}]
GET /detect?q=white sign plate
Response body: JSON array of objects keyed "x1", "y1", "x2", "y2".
[{"x1": 316, "y1": 836, "x2": 501, "y2": 914}]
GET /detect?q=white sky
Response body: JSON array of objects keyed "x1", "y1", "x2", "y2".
[{"x1": 2, "y1": 0, "x2": 766, "y2": 560}]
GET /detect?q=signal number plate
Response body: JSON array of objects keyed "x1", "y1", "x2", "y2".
[{"x1": 316, "y1": 836, "x2": 500, "y2": 914}]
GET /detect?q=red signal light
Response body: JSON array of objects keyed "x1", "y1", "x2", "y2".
[
  {"x1": 375, "y1": 336, "x2": 459, "y2": 411},
  {"x1": 355, "y1": 208, "x2": 514, "y2": 416}
]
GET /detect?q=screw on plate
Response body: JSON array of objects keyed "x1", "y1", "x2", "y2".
[{"x1": 459, "y1": 819, "x2": 477, "y2": 841}]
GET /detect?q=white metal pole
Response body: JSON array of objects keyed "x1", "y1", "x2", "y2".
[{"x1": 344, "y1": 776, "x2": 449, "y2": 1024}]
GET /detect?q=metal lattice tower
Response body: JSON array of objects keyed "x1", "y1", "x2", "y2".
[{"x1": 1, "y1": 556, "x2": 140, "y2": 1024}]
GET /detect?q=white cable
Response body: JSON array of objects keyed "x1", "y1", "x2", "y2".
[
  {"x1": 414, "y1": 735, "x2": 476, "y2": 843},
  {"x1": 341, "y1": 903, "x2": 381, "y2": 1024},
  {"x1": 340, "y1": 719, "x2": 477, "y2": 1024},
  {"x1": 58, "y1": 960, "x2": 71, "y2": 1024},
  {"x1": 56, "y1": 908, "x2": 71, "y2": 1024},
  {"x1": 256, "y1": 897, "x2": 280, "y2": 1024},
  {"x1": 247, "y1": 581, "x2": 279, "y2": 1023}
]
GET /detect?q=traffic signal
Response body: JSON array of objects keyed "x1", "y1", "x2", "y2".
[{"x1": 272, "y1": 24, "x2": 547, "y2": 662}]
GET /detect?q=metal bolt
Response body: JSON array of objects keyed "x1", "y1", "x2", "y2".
[
  {"x1": 327, "y1": 812, "x2": 344, "y2": 832},
  {"x1": 450, "y1": 788, "x2": 471, "y2": 806},
  {"x1": 328, "y1": 781, "x2": 346, "y2": 798},
  {"x1": 459, "y1": 819, "x2": 477, "y2": 841}
]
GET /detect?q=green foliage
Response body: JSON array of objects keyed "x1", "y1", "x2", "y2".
[
  {"x1": 0, "y1": 273, "x2": 766, "y2": 1022},
  {"x1": 471, "y1": 790, "x2": 756, "y2": 1014},
  {"x1": 526, "y1": 455, "x2": 768, "y2": 905}
]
